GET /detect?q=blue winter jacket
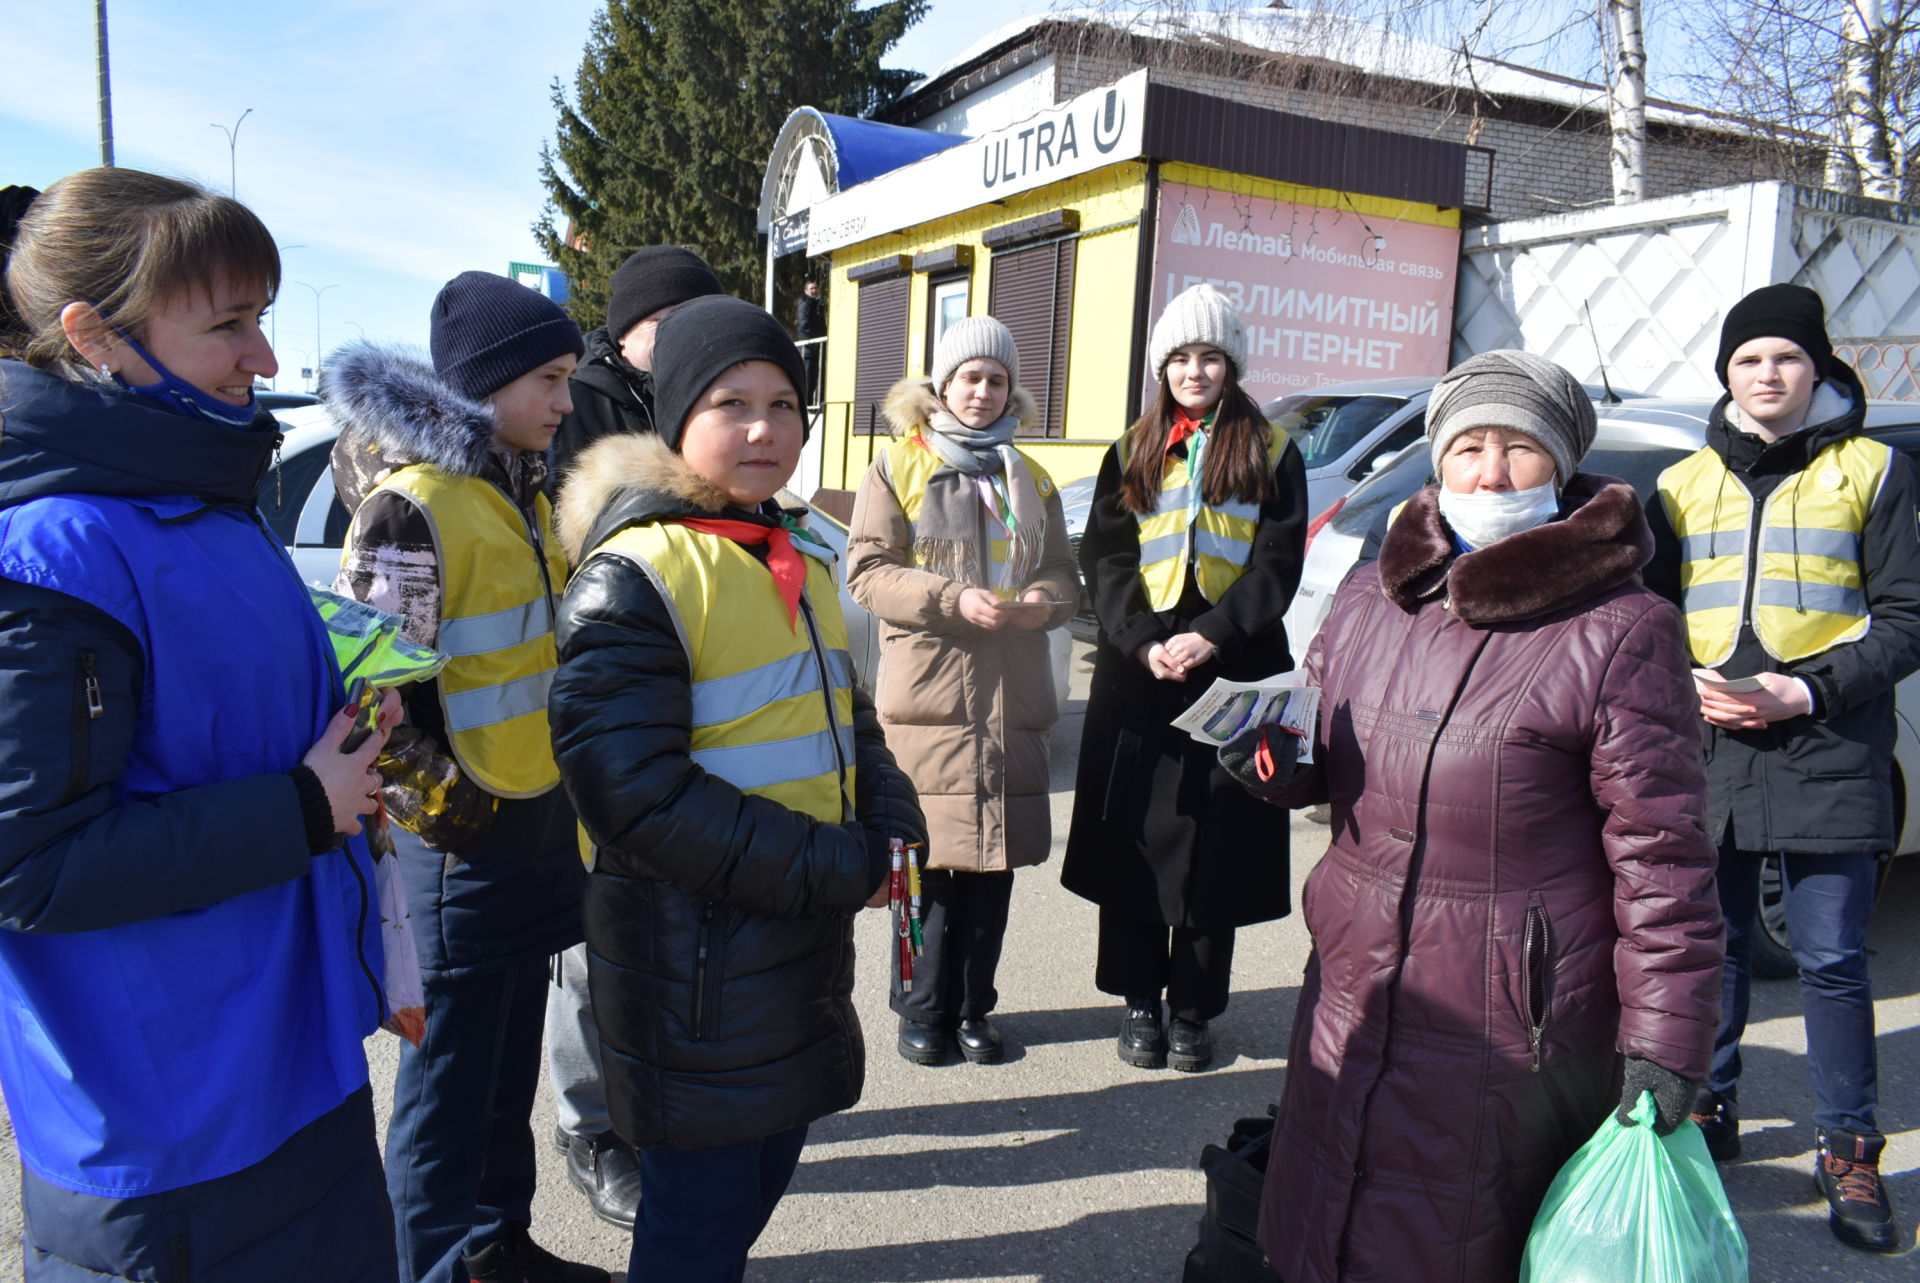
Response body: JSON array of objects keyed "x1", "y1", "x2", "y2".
[{"x1": 0, "y1": 361, "x2": 382, "y2": 1198}]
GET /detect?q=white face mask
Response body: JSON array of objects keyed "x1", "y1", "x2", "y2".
[{"x1": 1437, "y1": 480, "x2": 1560, "y2": 550}]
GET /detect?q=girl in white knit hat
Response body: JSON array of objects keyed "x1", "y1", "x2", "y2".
[
  {"x1": 1060, "y1": 283, "x2": 1308, "y2": 1072},
  {"x1": 846, "y1": 316, "x2": 1079, "y2": 1067}
]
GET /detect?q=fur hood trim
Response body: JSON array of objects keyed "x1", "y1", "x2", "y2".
[
  {"x1": 323, "y1": 341, "x2": 499, "y2": 478},
  {"x1": 555, "y1": 431, "x2": 729, "y2": 565},
  {"x1": 881, "y1": 377, "x2": 1039, "y2": 437},
  {"x1": 1378, "y1": 472, "x2": 1652, "y2": 625}
]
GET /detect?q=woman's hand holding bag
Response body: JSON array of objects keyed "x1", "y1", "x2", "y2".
[{"x1": 1518, "y1": 1092, "x2": 1748, "y2": 1283}]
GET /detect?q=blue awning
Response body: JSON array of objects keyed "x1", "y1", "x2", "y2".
[{"x1": 759, "y1": 108, "x2": 968, "y2": 235}]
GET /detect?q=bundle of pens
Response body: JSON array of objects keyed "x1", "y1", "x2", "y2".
[{"x1": 889, "y1": 838, "x2": 926, "y2": 990}]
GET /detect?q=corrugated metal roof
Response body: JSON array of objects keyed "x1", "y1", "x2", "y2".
[{"x1": 1141, "y1": 81, "x2": 1470, "y2": 210}]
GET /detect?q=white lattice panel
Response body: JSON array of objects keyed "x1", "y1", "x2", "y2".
[
  {"x1": 1455, "y1": 204, "x2": 1744, "y2": 396},
  {"x1": 1457, "y1": 184, "x2": 1920, "y2": 400}
]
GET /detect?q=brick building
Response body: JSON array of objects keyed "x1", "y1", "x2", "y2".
[{"x1": 882, "y1": 7, "x2": 1816, "y2": 224}]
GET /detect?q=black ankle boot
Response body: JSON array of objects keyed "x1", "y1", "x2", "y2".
[
  {"x1": 563, "y1": 1130, "x2": 642, "y2": 1229},
  {"x1": 897, "y1": 1017, "x2": 952, "y2": 1065},
  {"x1": 1117, "y1": 1000, "x2": 1166, "y2": 1069},
  {"x1": 1815, "y1": 1127, "x2": 1899, "y2": 1253},
  {"x1": 1168, "y1": 1017, "x2": 1213, "y2": 1072},
  {"x1": 463, "y1": 1224, "x2": 609, "y2": 1283},
  {"x1": 1687, "y1": 1088, "x2": 1740, "y2": 1162},
  {"x1": 955, "y1": 1016, "x2": 1004, "y2": 1064}
]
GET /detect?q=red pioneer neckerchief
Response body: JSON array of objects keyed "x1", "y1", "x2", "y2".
[{"x1": 677, "y1": 518, "x2": 806, "y2": 630}]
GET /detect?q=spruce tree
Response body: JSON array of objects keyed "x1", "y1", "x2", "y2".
[{"x1": 537, "y1": 0, "x2": 926, "y2": 329}]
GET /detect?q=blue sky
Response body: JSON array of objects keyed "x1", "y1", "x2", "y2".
[{"x1": 4, "y1": 0, "x2": 1049, "y2": 388}]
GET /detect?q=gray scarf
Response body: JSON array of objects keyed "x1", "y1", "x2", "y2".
[{"x1": 914, "y1": 409, "x2": 1046, "y2": 589}]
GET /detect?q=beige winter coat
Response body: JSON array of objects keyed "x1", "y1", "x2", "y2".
[{"x1": 846, "y1": 379, "x2": 1078, "y2": 872}]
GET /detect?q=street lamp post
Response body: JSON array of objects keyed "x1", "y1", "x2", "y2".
[
  {"x1": 210, "y1": 108, "x2": 253, "y2": 196},
  {"x1": 291, "y1": 281, "x2": 339, "y2": 391}
]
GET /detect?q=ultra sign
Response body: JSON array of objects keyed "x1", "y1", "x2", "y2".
[{"x1": 807, "y1": 70, "x2": 1148, "y2": 256}]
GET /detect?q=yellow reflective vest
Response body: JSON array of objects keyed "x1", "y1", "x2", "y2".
[
  {"x1": 586, "y1": 520, "x2": 857, "y2": 823},
  {"x1": 356, "y1": 466, "x2": 567, "y2": 799},
  {"x1": 885, "y1": 437, "x2": 1057, "y2": 600},
  {"x1": 1657, "y1": 436, "x2": 1891, "y2": 666},
  {"x1": 1120, "y1": 422, "x2": 1287, "y2": 611}
]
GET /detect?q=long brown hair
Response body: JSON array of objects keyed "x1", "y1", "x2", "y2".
[
  {"x1": 3, "y1": 168, "x2": 279, "y2": 375},
  {"x1": 1118, "y1": 374, "x2": 1274, "y2": 514}
]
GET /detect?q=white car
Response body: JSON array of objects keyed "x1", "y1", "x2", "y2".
[
  {"x1": 268, "y1": 409, "x2": 1072, "y2": 710},
  {"x1": 1282, "y1": 397, "x2": 1920, "y2": 978}
]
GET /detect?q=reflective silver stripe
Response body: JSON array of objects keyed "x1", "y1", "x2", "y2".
[
  {"x1": 1680, "y1": 580, "x2": 1745, "y2": 612},
  {"x1": 1760, "y1": 526, "x2": 1861, "y2": 562},
  {"x1": 1138, "y1": 530, "x2": 1188, "y2": 565},
  {"x1": 1193, "y1": 529, "x2": 1253, "y2": 565},
  {"x1": 692, "y1": 723, "x2": 856, "y2": 792},
  {"x1": 692, "y1": 648, "x2": 855, "y2": 728},
  {"x1": 1136, "y1": 484, "x2": 1192, "y2": 519},
  {"x1": 443, "y1": 668, "x2": 554, "y2": 732},
  {"x1": 438, "y1": 597, "x2": 553, "y2": 657},
  {"x1": 1680, "y1": 532, "x2": 1739, "y2": 563},
  {"x1": 1216, "y1": 496, "x2": 1260, "y2": 523},
  {"x1": 1756, "y1": 579, "x2": 1866, "y2": 616}
]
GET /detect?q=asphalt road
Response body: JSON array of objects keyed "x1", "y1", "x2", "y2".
[{"x1": 1, "y1": 640, "x2": 1915, "y2": 1280}]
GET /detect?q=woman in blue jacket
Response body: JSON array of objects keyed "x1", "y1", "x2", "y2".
[{"x1": 0, "y1": 169, "x2": 398, "y2": 1280}]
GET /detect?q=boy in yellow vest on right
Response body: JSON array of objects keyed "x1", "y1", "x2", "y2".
[
  {"x1": 549, "y1": 296, "x2": 924, "y2": 1281},
  {"x1": 1645, "y1": 283, "x2": 1920, "y2": 1254}
]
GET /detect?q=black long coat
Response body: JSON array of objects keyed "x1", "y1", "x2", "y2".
[{"x1": 1061, "y1": 431, "x2": 1308, "y2": 928}]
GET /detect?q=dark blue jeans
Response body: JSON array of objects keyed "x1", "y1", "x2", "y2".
[
  {"x1": 385, "y1": 956, "x2": 547, "y2": 1283},
  {"x1": 1710, "y1": 841, "x2": 1881, "y2": 1134},
  {"x1": 628, "y1": 1125, "x2": 809, "y2": 1283}
]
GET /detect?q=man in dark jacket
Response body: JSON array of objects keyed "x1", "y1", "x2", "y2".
[
  {"x1": 1646, "y1": 283, "x2": 1920, "y2": 1254},
  {"x1": 550, "y1": 245, "x2": 725, "y2": 488},
  {"x1": 545, "y1": 244, "x2": 724, "y2": 1229},
  {"x1": 795, "y1": 277, "x2": 826, "y2": 406}
]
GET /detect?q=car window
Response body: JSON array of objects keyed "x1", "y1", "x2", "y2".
[
  {"x1": 1583, "y1": 443, "x2": 1691, "y2": 498},
  {"x1": 1346, "y1": 412, "x2": 1427, "y2": 481},
  {"x1": 1330, "y1": 440, "x2": 1427, "y2": 534},
  {"x1": 323, "y1": 496, "x2": 354, "y2": 546},
  {"x1": 259, "y1": 446, "x2": 332, "y2": 544},
  {"x1": 1269, "y1": 394, "x2": 1405, "y2": 468}
]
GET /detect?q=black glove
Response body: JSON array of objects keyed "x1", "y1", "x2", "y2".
[
  {"x1": 1616, "y1": 1056, "x2": 1698, "y2": 1136},
  {"x1": 1216, "y1": 723, "x2": 1302, "y2": 805}
]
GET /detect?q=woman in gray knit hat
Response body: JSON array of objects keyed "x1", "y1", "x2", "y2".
[
  {"x1": 1061, "y1": 282, "x2": 1310, "y2": 1073},
  {"x1": 1214, "y1": 349, "x2": 1721, "y2": 1283},
  {"x1": 846, "y1": 316, "x2": 1079, "y2": 1067}
]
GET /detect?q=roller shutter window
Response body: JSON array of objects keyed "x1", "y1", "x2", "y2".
[
  {"x1": 988, "y1": 240, "x2": 1076, "y2": 439},
  {"x1": 854, "y1": 276, "x2": 909, "y2": 435}
]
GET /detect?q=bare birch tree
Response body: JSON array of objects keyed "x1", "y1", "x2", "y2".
[
  {"x1": 1680, "y1": 0, "x2": 1917, "y2": 202},
  {"x1": 1601, "y1": 0, "x2": 1647, "y2": 202}
]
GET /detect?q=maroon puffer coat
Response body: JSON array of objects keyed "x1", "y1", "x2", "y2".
[{"x1": 1258, "y1": 475, "x2": 1723, "y2": 1283}]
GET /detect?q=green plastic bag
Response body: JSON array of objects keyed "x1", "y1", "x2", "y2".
[{"x1": 1519, "y1": 1093, "x2": 1749, "y2": 1283}]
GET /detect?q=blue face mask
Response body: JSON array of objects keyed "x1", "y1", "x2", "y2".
[{"x1": 110, "y1": 329, "x2": 259, "y2": 429}]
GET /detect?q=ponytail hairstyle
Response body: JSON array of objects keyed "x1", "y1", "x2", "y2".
[
  {"x1": 3, "y1": 168, "x2": 279, "y2": 378},
  {"x1": 1117, "y1": 367, "x2": 1274, "y2": 515},
  {"x1": 0, "y1": 185, "x2": 42, "y2": 358}
]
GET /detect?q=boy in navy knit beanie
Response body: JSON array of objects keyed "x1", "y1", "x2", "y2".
[{"x1": 323, "y1": 273, "x2": 607, "y2": 1283}]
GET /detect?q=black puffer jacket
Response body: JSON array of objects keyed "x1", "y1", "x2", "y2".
[
  {"x1": 552, "y1": 326, "x2": 654, "y2": 490},
  {"x1": 1646, "y1": 365, "x2": 1920, "y2": 854},
  {"x1": 550, "y1": 432, "x2": 925, "y2": 1150}
]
